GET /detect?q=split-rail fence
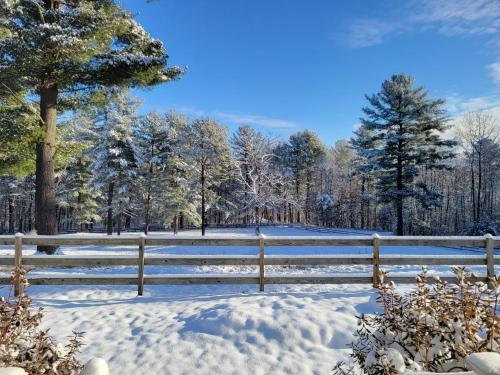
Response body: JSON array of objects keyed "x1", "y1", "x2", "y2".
[{"x1": 0, "y1": 233, "x2": 498, "y2": 296}]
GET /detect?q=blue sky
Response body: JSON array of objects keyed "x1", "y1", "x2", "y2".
[{"x1": 121, "y1": 0, "x2": 500, "y2": 146}]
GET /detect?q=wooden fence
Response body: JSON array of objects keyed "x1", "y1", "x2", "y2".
[{"x1": 0, "y1": 233, "x2": 498, "y2": 296}]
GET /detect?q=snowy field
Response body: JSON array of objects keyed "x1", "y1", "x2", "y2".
[{"x1": 0, "y1": 226, "x2": 497, "y2": 374}]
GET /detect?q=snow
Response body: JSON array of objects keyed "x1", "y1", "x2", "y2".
[
  {"x1": 28, "y1": 283, "x2": 379, "y2": 374},
  {"x1": 466, "y1": 352, "x2": 500, "y2": 375},
  {"x1": 82, "y1": 358, "x2": 109, "y2": 375},
  {"x1": 0, "y1": 226, "x2": 497, "y2": 374},
  {"x1": 0, "y1": 369, "x2": 28, "y2": 375}
]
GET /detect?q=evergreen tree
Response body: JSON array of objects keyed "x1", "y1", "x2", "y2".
[
  {"x1": 135, "y1": 111, "x2": 180, "y2": 233},
  {"x1": 360, "y1": 74, "x2": 456, "y2": 235},
  {"x1": 282, "y1": 130, "x2": 326, "y2": 222},
  {"x1": 351, "y1": 124, "x2": 378, "y2": 228},
  {"x1": 0, "y1": 0, "x2": 182, "y2": 251},
  {"x1": 57, "y1": 155, "x2": 100, "y2": 232},
  {"x1": 80, "y1": 88, "x2": 139, "y2": 235},
  {"x1": 185, "y1": 119, "x2": 230, "y2": 235},
  {"x1": 159, "y1": 112, "x2": 200, "y2": 233}
]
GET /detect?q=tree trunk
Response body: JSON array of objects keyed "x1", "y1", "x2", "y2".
[
  {"x1": 255, "y1": 206, "x2": 260, "y2": 235},
  {"x1": 396, "y1": 146, "x2": 404, "y2": 236},
  {"x1": 174, "y1": 214, "x2": 179, "y2": 235},
  {"x1": 117, "y1": 212, "x2": 122, "y2": 235},
  {"x1": 35, "y1": 84, "x2": 58, "y2": 254},
  {"x1": 107, "y1": 182, "x2": 114, "y2": 235},
  {"x1": 144, "y1": 191, "x2": 151, "y2": 235},
  {"x1": 8, "y1": 198, "x2": 14, "y2": 233},
  {"x1": 201, "y1": 163, "x2": 206, "y2": 236},
  {"x1": 477, "y1": 149, "x2": 482, "y2": 222},
  {"x1": 360, "y1": 177, "x2": 365, "y2": 228}
]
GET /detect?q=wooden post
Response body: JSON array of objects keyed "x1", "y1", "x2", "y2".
[
  {"x1": 138, "y1": 234, "x2": 146, "y2": 296},
  {"x1": 485, "y1": 234, "x2": 494, "y2": 287},
  {"x1": 372, "y1": 233, "x2": 380, "y2": 287},
  {"x1": 259, "y1": 234, "x2": 265, "y2": 292},
  {"x1": 14, "y1": 233, "x2": 23, "y2": 297}
]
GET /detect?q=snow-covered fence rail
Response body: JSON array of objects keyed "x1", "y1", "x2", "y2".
[{"x1": 0, "y1": 233, "x2": 498, "y2": 296}]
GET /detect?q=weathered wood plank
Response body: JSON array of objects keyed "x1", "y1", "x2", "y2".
[
  {"x1": 264, "y1": 255, "x2": 373, "y2": 265},
  {"x1": 259, "y1": 235, "x2": 265, "y2": 291},
  {"x1": 264, "y1": 237, "x2": 373, "y2": 246},
  {"x1": 138, "y1": 234, "x2": 146, "y2": 296},
  {"x1": 0, "y1": 256, "x2": 14, "y2": 265},
  {"x1": 24, "y1": 275, "x2": 138, "y2": 285},
  {"x1": 265, "y1": 275, "x2": 373, "y2": 284},
  {"x1": 378, "y1": 236, "x2": 485, "y2": 247},
  {"x1": 372, "y1": 234, "x2": 380, "y2": 286},
  {"x1": 265, "y1": 274, "x2": 485, "y2": 285},
  {"x1": 145, "y1": 237, "x2": 259, "y2": 246},
  {"x1": 0, "y1": 236, "x2": 15, "y2": 245},
  {"x1": 379, "y1": 256, "x2": 486, "y2": 266},
  {"x1": 144, "y1": 255, "x2": 259, "y2": 266},
  {"x1": 0, "y1": 273, "x2": 488, "y2": 286},
  {"x1": 22, "y1": 256, "x2": 138, "y2": 267},
  {"x1": 485, "y1": 235, "x2": 494, "y2": 278},
  {"x1": 144, "y1": 274, "x2": 260, "y2": 285},
  {"x1": 14, "y1": 233, "x2": 23, "y2": 296},
  {"x1": 0, "y1": 255, "x2": 489, "y2": 267},
  {"x1": 21, "y1": 235, "x2": 139, "y2": 246}
]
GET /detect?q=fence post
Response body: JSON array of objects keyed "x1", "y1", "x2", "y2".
[
  {"x1": 138, "y1": 234, "x2": 146, "y2": 296},
  {"x1": 372, "y1": 233, "x2": 380, "y2": 287},
  {"x1": 14, "y1": 233, "x2": 23, "y2": 297},
  {"x1": 485, "y1": 233, "x2": 494, "y2": 287},
  {"x1": 259, "y1": 234, "x2": 265, "y2": 292}
]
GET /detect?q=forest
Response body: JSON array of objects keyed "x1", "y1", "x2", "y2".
[
  {"x1": 1, "y1": 81, "x2": 498, "y2": 239},
  {"x1": 0, "y1": 1, "x2": 498, "y2": 245}
]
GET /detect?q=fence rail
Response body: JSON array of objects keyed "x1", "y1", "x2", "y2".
[{"x1": 0, "y1": 233, "x2": 498, "y2": 296}]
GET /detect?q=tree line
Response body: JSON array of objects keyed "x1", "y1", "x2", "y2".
[{"x1": 1, "y1": 78, "x2": 499, "y2": 242}]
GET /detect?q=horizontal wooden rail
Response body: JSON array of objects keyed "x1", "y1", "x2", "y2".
[
  {"x1": 0, "y1": 274, "x2": 485, "y2": 286},
  {"x1": 2, "y1": 234, "x2": 498, "y2": 247},
  {"x1": 1, "y1": 254, "x2": 493, "y2": 268},
  {"x1": 0, "y1": 233, "x2": 497, "y2": 295}
]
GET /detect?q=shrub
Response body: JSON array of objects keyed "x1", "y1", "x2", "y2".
[
  {"x1": 0, "y1": 267, "x2": 83, "y2": 374},
  {"x1": 333, "y1": 267, "x2": 500, "y2": 374},
  {"x1": 464, "y1": 220, "x2": 498, "y2": 236}
]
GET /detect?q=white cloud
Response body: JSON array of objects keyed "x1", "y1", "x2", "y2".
[
  {"x1": 172, "y1": 106, "x2": 299, "y2": 130},
  {"x1": 488, "y1": 61, "x2": 500, "y2": 84},
  {"x1": 444, "y1": 93, "x2": 500, "y2": 138},
  {"x1": 345, "y1": 0, "x2": 500, "y2": 47},
  {"x1": 214, "y1": 112, "x2": 298, "y2": 129},
  {"x1": 447, "y1": 94, "x2": 500, "y2": 114},
  {"x1": 346, "y1": 19, "x2": 398, "y2": 48}
]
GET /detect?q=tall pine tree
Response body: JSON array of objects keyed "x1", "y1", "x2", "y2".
[
  {"x1": 0, "y1": 0, "x2": 182, "y2": 251},
  {"x1": 80, "y1": 88, "x2": 139, "y2": 235},
  {"x1": 360, "y1": 74, "x2": 455, "y2": 235},
  {"x1": 185, "y1": 119, "x2": 230, "y2": 236}
]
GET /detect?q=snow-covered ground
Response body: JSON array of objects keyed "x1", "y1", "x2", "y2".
[{"x1": 0, "y1": 226, "x2": 497, "y2": 374}]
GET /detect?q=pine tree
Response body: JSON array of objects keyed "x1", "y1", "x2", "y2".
[
  {"x1": 351, "y1": 124, "x2": 378, "y2": 229},
  {"x1": 360, "y1": 74, "x2": 456, "y2": 235},
  {"x1": 0, "y1": 0, "x2": 182, "y2": 251},
  {"x1": 159, "y1": 112, "x2": 200, "y2": 233},
  {"x1": 80, "y1": 88, "x2": 139, "y2": 235},
  {"x1": 57, "y1": 155, "x2": 100, "y2": 232},
  {"x1": 282, "y1": 131, "x2": 325, "y2": 223},
  {"x1": 135, "y1": 111, "x2": 177, "y2": 234},
  {"x1": 184, "y1": 119, "x2": 230, "y2": 235}
]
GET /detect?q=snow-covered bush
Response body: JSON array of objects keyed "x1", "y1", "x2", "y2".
[
  {"x1": 333, "y1": 267, "x2": 500, "y2": 374},
  {"x1": 464, "y1": 220, "x2": 498, "y2": 236},
  {"x1": 0, "y1": 267, "x2": 83, "y2": 374}
]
